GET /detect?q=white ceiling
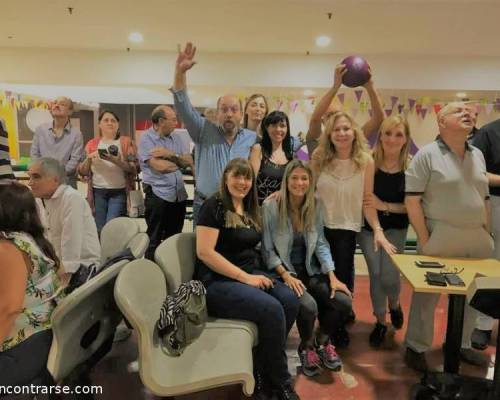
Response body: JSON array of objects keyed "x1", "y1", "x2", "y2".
[{"x1": 2, "y1": 0, "x2": 499, "y2": 56}]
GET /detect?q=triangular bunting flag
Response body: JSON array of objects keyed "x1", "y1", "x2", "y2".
[
  {"x1": 408, "y1": 98, "x2": 416, "y2": 111},
  {"x1": 337, "y1": 93, "x2": 345, "y2": 104},
  {"x1": 433, "y1": 104, "x2": 441, "y2": 114},
  {"x1": 495, "y1": 98, "x2": 500, "y2": 112},
  {"x1": 397, "y1": 104, "x2": 404, "y2": 114},
  {"x1": 391, "y1": 96, "x2": 398, "y2": 108},
  {"x1": 359, "y1": 101, "x2": 368, "y2": 113},
  {"x1": 385, "y1": 108, "x2": 392, "y2": 117},
  {"x1": 421, "y1": 108, "x2": 428, "y2": 119},
  {"x1": 354, "y1": 90, "x2": 363, "y2": 102}
]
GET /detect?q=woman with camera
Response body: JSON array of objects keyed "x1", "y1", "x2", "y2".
[{"x1": 79, "y1": 110, "x2": 138, "y2": 234}]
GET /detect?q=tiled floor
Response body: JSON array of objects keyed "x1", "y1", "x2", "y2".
[{"x1": 89, "y1": 276, "x2": 497, "y2": 400}]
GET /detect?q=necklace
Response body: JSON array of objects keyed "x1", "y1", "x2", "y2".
[{"x1": 381, "y1": 160, "x2": 400, "y2": 172}]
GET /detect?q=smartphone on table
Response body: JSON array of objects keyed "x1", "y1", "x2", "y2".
[{"x1": 415, "y1": 260, "x2": 445, "y2": 268}]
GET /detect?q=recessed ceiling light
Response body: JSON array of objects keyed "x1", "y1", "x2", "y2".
[
  {"x1": 315, "y1": 35, "x2": 331, "y2": 47},
  {"x1": 128, "y1": 32, "x2": 143, "y2": 43},
  {"x1": 456, "y1": 92, "x2": 467, "y2": 98},
  {"x1": 303, "y1": 89, "x2": 315, "y2": 96}
]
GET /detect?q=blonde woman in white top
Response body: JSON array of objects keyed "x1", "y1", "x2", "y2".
[{"x1": 311, "y1": 111, "x2": 395, "y2": 347}]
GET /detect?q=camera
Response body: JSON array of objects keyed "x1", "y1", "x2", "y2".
[
  {"x1": 108, "y1": 145, "x2": 119, "y2": 157},
  {"x1": 98, "y1": 148, "x2": 109, "y2": 158}
]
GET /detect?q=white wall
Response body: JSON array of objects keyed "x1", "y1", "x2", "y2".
[{"x1": 3, "y1": 47, "x2": 500, "y2": 91}]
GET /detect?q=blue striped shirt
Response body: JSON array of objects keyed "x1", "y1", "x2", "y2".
[{"x1": 138, "y1": 127, "x2": 188, "y2": 202}]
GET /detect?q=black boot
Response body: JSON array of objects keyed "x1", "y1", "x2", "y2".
[
  {"x1": 369, "y1": 323, "x2": 387, "y2": 348},
  {"x1": 274, "y1": 382, "x2": 300, "y2": 400},
  {"x1": 253, "y1": 370, "x2": 272, "y2": 400}
]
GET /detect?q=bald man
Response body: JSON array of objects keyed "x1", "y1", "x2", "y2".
[
  {"x1": 171, "y1": 42, "x2": 257, "y2": 225},
  {"x1": 30, "y1": 96, "x2": 84, "y2": 188},
  {"x1": 404, "y1": 102, "x2": 493, "y2": 372},
  {"x1": 138, "y1": 105, "x2": 193, "y2": 260}
]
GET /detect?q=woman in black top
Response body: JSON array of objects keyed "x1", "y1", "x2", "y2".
[
  {"x1": 249, "y1": 111, "x2": 295, "y2": 204},
  {"x1": 195, "y1": 158, "x2": 300, "y2": 400},
  {"x1": 357, "y1": 115, "x2": 411, "y2": 347}
]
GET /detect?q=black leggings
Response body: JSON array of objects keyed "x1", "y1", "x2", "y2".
[
  {"x1": 0, "y1": 330, "x2": 53, "y2": 387},
  {"x1": 323, "y1": 228, "x2": 357, "y2": 293}
]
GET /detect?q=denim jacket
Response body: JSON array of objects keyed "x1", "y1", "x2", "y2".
[{"x1": 261, "y1": 199, "x2": 335, "y2": 276}]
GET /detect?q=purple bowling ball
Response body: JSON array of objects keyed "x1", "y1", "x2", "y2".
[{"x1": 341, "y1": 55, "x2": 370, "y2": 88}]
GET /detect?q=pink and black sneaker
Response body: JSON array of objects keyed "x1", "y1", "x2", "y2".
[
  {"x1": 298, "y1": 348, "x2": 321, "y2": 377},
  {"x1": 315, "y1": 340, "x2": 342, "y2": 371}
]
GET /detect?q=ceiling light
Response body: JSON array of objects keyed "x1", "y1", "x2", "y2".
[
  {"x1": 128, "y1": 32, "x2": 143, "y2": 43},
  {"x1": 315, "y1": 35, "x2": 331, "y2": 47},
  {"x1": 303, "y1": 89, "x2": 315, "y2": 96},
  {"x1": 456, "y1": 92, "x2": 467, "y2": 98}
]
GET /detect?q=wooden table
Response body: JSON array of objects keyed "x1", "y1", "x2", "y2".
[{"x1": 390, "y1": 254, "x2": 500, "y2": 374}]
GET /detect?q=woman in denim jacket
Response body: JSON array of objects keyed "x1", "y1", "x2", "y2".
[{"x1": 262, "y1": 160, "x2": 352, "y2": 378}]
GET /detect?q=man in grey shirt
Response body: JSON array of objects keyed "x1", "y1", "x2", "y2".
[
  {"x1": 30, "y1": 96, "x2": 84, "y2": 188},
  {"x1": 404, "y1": 102, "x2": 493, "y2": 372}
]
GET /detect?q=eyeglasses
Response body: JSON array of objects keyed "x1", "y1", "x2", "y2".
[{"x1": 440, "y1": 267, "x2": 464, "y2": 275}]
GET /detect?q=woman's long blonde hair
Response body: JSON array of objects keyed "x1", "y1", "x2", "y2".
[
  {"x1": 218, "y1": 158, "x2": 261, "y2": 230},
  {"x1": 314, "y1": 111, "x2": 370, "y2": 171},
  {"x1": 276, "y1": 160, "x2": 316, "y2": 232},
  {"x1": 372, "y1": 115, "x2": 411, "y2": 171}
]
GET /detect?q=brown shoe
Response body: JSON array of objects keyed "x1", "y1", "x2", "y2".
[{"x1": 405, "y1": 347, "x2": 428, "y2": 372}]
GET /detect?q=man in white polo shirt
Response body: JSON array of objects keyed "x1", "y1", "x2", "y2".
[
  {"x1": 28, "y1": 157, "x2": 100, "y2": 283},
  {"x1": 404, "y1": 102, "x2": 493, "y2": 372}
]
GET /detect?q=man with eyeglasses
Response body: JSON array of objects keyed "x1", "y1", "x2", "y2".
[
  {"x1": 404, "y1": 102, "x2": 493, "y2": 372},
  {"x1": 171, "y1": 42, "x2": 258, "y2": 225},
  {"x1": 138, "y1": 105, "x2": 193, "y2": 260},
  {"x1": 30, "y1": 96, "x2": 84, "y2": 188}
]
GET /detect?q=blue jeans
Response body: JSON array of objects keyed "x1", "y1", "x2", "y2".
[
  {"x1": 357, "y1": 228, "x2": 407, "y2": 318},
  {"x1": 93, "y1": 188, "x2": 127, "y2": 234},
  {"x1": 205, "y1": 278, "x2": 299, "y2": 387}
]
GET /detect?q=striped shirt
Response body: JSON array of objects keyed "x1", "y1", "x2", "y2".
[{"x1": 0, "y1": 119, "x2": 14, "y2": 180}]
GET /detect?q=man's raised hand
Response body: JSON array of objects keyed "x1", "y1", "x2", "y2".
[{"x1": 176, "y1": 42, "x2": 197, "y2": 73}]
